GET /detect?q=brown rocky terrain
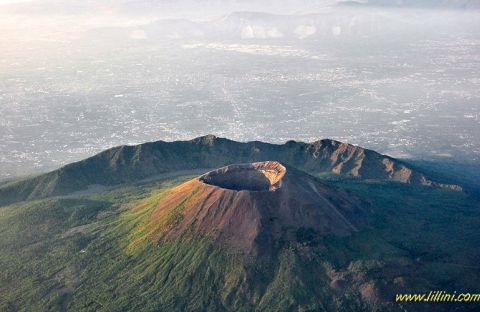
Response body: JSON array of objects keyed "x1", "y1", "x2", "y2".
[{"x1": 139, "y1": 161, "x2": 369, "y2": 255}]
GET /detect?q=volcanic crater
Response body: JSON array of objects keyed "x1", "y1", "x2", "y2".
[{"x1": 199, "y1": 161, "x2": 286, "y2": 192}]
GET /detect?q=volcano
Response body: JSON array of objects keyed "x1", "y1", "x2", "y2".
[
  {"x1": 142, "y1": 161, "x2": 368, "y2": 254},
  {"x1": 2, "y1": 154, "x2": 479, "y2": 311}
]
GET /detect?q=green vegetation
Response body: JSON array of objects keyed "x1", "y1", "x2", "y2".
[{"x1": 0, "y1": 172, "x2": 479, "y2": 311}]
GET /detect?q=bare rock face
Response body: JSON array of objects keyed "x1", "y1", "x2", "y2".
[{"x1": 147, "y1": 161, "x2": 368, "y2": 255}]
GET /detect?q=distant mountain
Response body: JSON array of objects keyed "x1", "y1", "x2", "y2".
[
  {"x1": 0, "y1": 135, "x2": 461, "y2": 206},
  {"x1": 339, "y1": 0, "x2": 480, "y2": 9},
  {"x1": 143, "y1": 10, "x2": 398, "y2": 41},
  {"x1": 137, "y1": 7, "x2": 477, "y2": 44}
]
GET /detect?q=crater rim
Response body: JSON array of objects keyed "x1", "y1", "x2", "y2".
[{"x1": 199, "y1": 161, "x2": 286, "y2": 192}]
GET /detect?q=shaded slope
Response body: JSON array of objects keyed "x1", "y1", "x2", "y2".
[{"x1": 0, "y1": 135, "x2": 461, "y2": 206}]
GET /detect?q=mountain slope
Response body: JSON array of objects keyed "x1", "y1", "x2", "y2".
[
  {"x1": 0, "y1": 166, "x2": 478, "y2": 311},
  {"x1": 130, "y1": 161, "x2": 368, "y2": 255},
  {"x1": 0, "y1": 135, "x2": 461, "y2": 206}
]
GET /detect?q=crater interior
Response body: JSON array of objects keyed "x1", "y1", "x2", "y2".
[{"x1": 199, "y1": 161, "x2": 286, "y2": 192}]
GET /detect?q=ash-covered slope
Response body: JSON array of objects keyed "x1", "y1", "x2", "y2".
[
  {"x1": 0, "y1": 135, "x2": 461, "y2": 206},
  {"x1": 137, "y1": 161, "x2": 367, "y2": 255}
]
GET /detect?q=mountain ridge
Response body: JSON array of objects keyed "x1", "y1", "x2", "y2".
[{"x1": 0, "y1": 135, "x2": 461, "y2": 206}]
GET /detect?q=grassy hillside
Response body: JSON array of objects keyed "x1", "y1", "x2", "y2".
[{"x1": 0, "y1": 171, "x2": 478, "y2": 311}]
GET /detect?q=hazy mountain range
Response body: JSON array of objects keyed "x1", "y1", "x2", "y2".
[{"x1": 340, "y1": 0, "x2": 480, "y2": 9}]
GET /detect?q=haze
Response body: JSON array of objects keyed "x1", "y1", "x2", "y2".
[{"x1": 0, "y1": 0, "x2": 479, "y2": 178}]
